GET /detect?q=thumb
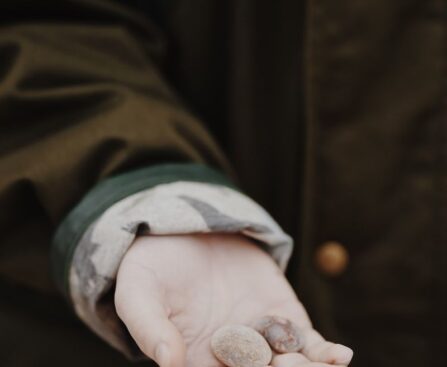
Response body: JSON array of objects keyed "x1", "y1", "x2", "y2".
[{"x1": 115, "y1": 264, "x2": 186, "y2": 367}]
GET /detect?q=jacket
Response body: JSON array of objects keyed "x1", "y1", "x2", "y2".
[{"x1": 0, "y1": 1, "x2": 445, "y2": 366}]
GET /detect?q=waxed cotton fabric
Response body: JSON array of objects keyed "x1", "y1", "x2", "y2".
[{"x1": 0, "y1": 0, "x2": 445, "y2": 366}]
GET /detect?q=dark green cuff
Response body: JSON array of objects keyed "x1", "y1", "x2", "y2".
[{"x1": 51, "y1": 163, "x2": 238, "y2": 298}]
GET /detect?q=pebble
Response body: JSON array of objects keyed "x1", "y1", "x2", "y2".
[
  {"x1": 253, "y1": 316, "x2": 304, "y2": 353},
  {"x1": 211, "y1": 324, "x2": 272, "y2": 367}
]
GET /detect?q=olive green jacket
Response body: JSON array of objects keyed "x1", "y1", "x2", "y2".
[{"x1": 0, "y1": 1, "x2": 445, "y2": 366}]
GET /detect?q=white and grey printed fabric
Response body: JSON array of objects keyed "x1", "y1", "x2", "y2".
[{"x1": 69, "y1": 181, "x2": 293, "y2": 358}]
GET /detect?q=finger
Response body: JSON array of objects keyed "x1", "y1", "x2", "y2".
[
  {"x1": 301, "y1": 329, "x2": 353, "y2": 365},
  {"x1": 272, "y1": 352, "x2": 347, "y2": 367},
  {"x1": 272, "y1": 352, "x2": 309, "y2": 367},
  {"x1": 115, "y1": 264, "x2": 186, "y2": 367}
]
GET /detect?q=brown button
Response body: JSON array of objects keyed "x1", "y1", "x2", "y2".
[{"x1": 315, "y1": 241, "x2": 349, "y2": 276}]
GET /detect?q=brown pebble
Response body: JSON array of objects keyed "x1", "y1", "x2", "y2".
[
  {"x1": 253, "y1": 316, "x2": 304, "y2": 353},
  {"x1": 211, "y1": 325, "x2": 272, "y2": 367}
]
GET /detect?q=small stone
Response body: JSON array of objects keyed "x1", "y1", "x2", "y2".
[
  {"x1": 211, "y1": 325, "x2": 272, "y2": 367},
  {"x1": 253, "y1": 316, "x2": 304, "y2": 353}
]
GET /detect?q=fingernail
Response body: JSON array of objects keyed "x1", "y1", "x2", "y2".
[
  {"x1": 155, "y1": 342, "x2": 170, "y2": 367},
  {"x1": 336, "y1": 345, "x2": 354, "y2": 364}
]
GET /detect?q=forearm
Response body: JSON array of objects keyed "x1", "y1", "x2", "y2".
[{"x1": 0, "y1": 0, "x2": 229, "y2": 292}]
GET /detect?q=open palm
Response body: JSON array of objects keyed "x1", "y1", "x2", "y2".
[{"x1": 115, "y1": 234, "x2": 353, "y2": 367}]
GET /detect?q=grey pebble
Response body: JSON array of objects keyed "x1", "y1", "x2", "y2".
[
  {"x1": 253, "y1": 315, "x2": 304, "y2": 353},
  {"x1": 211, "y1": 324, "x2": 272, "y2": 367}
]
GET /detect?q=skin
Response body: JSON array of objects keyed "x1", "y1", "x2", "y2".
[{"x1": 115, "y1": 233, "x2": 354, "y2": 367}]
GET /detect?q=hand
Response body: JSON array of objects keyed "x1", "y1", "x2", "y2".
[{"x1": 115, "y1": 233, "x2": 353, "y2": 367}]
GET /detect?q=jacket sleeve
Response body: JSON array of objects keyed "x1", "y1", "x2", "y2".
[
  {"x1": 0, "y1": 0, "x2": 231, "y2": 220},
  {"x1": 0, "y1": 0, "x2": 230, "y2": 289},
  {"x1": 0, "y1": 0, "x2": 293, "y2": 359}
]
